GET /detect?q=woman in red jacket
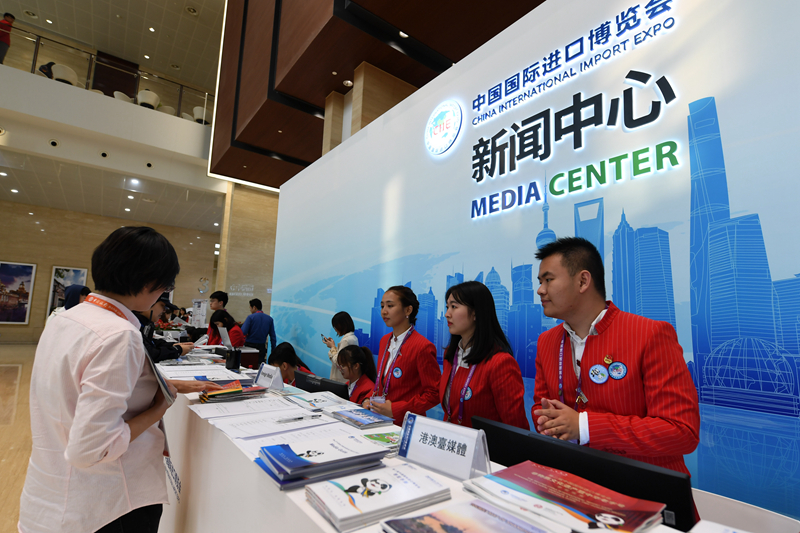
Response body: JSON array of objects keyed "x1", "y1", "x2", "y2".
[
  {"x1": 268, "y1": 342, "x2": 313, "y2": 386},
  {"x1": 337, "y1": 345, "x2": 377, "y2": 405},
  {"x1": 440, "y1": 281, "x2": 528, "y2": 429},
  {"x1": 363, "y1": 285, "x2": 441, "y2": 423},
  {"x1": 208, "y1": 310, "x2": 246, "y2": 347}
]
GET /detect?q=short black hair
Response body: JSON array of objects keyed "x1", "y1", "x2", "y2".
[
  {"x1": 444, "y1": 281, "x2": 511, "y2": 365},
  {"x1": 79, "y1": 286, "x2": 92, "y2": 297},
  {"x1": 386, "y1": 286, "x2": 419, "y2": 325},
  {"x1": 249, "y1": 298, "x2": 262, "y2": 310},
  {"x1": 91, "y1": 227, "x2": 179, "y2": 296},
  {"x1": 4, "y1": 13, "x2": 15, "y2": 20},
  {"x1": 535, "y1": 236, "x2": 606, "y2": 299},
  {"x1": 331, "y1": 311, "x2": 355, "y2": 335},
  {"x1": 209, "y1": 291, "x2": 228, "y2": 306}
]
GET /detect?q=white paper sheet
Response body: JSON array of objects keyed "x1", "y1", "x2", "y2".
[
  {"x1": 211, "y1": 408, "x2": 336, "y2": 439},
  {"x1": 233, "y1": 424, "x2": 362, "y2": 460},
  {"x1": 188, "y1": 397, "x2": 296, "y2": 419}
]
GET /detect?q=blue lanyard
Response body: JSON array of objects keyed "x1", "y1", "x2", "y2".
[
  {"x1": 444, "y1": 352, "x2": 478, "y2": 424},
  {"x1": 373, "y1": 326, "x2": 414, "y2": 397},
  {"x1": 558, "y1": 331, "x2": 585, "y2": 410}
]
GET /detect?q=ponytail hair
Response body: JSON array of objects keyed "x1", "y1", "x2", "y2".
[
  {"x1": 386, "y1": 285, "x2": 419, "y2": 325},
  {"x1": 338, "y1": 345, "x2": 377, "y2": 383},
  {"x1": 268, "y1": 342, "x2": 310, "y2": 370}
]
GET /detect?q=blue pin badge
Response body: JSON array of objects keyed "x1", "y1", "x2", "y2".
[
  {"x1": 588, "y1": 364, "x2": 609, "y2": 384},
  {"x1": 464, "y1": 387, "x2": 473, "y2": 401},
  {"x1": 393, "y1": 367, "x2": 403, "y2": 379},
  {"x1": 609, "y1": 362, "x2": 628, "y2": 380}
]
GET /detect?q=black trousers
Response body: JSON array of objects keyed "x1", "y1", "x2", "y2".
[
  {"x1": 95, "y1": 504, "x2": 162, "y2": 533},
  {"x1": 245, "y1": 341, "x2": 267, "y2": 365}
]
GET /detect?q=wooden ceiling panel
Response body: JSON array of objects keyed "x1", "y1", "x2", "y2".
[
  {"x1": 235, "y1": 101, "x2": 324, "y2": 163},
  {"x1": 213, "y1": 146, "x2": 305, "y2": 189},
  {"x1": 236, "y1": 0, "x2": 278, "y2": 133},
  {"x1": 354, "y1": 0, "x2": 546, "y2": 62}
]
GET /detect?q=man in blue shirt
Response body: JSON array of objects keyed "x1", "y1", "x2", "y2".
[{"x1": 241, "y1": 298, "x2": 277, "y2": 364}]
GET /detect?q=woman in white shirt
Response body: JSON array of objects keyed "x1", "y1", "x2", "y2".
[
  {"x1": 19, "y1": 226, "x2": 181, "y2": 533},
  {"x1": 321, "y1": 311, "x2": 359, "y2": 382}
]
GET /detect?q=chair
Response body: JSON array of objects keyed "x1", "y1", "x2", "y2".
[
  {"x1": 90, "y1": 89, "x2": 104, "y2": 95},
  {"x1": 692, "y1": 488, "x2": 800, "y2": 533},
  {"x1": 113, "y1": 91, "x2": 134, "y2": 103},
  {"x1": 51, "y1": 64, "x2": 78, "y2": 86},
  {"x1": 158, "y1": 106, "x2": 176, "y2": 116},
  {"x1": 137, "y1": 89, "x2": 160, "y2": 110},
  {"x1": 181, "y1": 112, "x2": 195, "y2": 121},
  {"x1": 193, "y1": 106, "x2": 212, "y2": 125}
]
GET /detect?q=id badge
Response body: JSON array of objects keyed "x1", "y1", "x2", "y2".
[{"x1": 371, "y1": 395, "x2": 386, "y2": 404}]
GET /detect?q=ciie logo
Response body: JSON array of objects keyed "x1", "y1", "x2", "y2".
[{"x1": 424, "y1": 100, "x2": 462, "y2": 155}]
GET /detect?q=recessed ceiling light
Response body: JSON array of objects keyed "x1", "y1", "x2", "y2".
[
  {"x1": 213, "y1": 223, "x2": 219, "y2": 226},
  {"x1": 214, "y1": 251, "x2": 219, "y2": 255},
  {"x1": 196, "y1": 236, "x2": 200, "y2": 239},
  {"x1": 343, "y1": 80, "x2": 353, "y2": 87},
  {"x1": 398, "y1": 31, "x2": 409, "y2": 38},
  {"x1": 124, "y1": 208, "x2": 130, "y2": 212},
  {"x1": 128, "y1": 195, "x2": 134, "y2": 199},
  {"x1": 144, "y1": 55, "x2": 150, "y2": 59},
  {"x1": 35, "y1": 221, "x2": 39, "y2": 224},
  {"x1": 278, "y1": 130, "x2": 282, "y2": 133},
  {"x1": 116, "y1": 14, "x2": 122, "y2": 19},
  {"x1": 0, "y1": 172, "x2": 6, "y2": 176},
  {"x1": 190, "y1": 242, "x2": 193, "y2": 245},
  {"x1": 41, "y1": 229, "x2": 45, "y2": 232},
  {"x1": 141, "y1": 76, "x2": 148, "y2": 79},
  {"x1": 28, "y1": 212, "x2": 33, "y2": 215},
  {"x1": 170, "y1": 64, "x2": 181, "y2": 70},
  {"x1": 10, "y1": 189, "x2": 18, "y2": 193},
  {"x1": 23, "y1": 10, "x2": 37, "y2": 19},
  {"x1": 130, "y1": 179, "x2": 139, "y2": 185},
  {"x1": 332, "y1": 71, "x2": 337, "y2": 76},
  {"x1": 149, "y1": 27, "x2": 155, "y2": 32},
  {"x1": 46, "y1": 19, "x2": 53, "y2": 24},
  {"x1": 186, "y1": 6, "x2": 198, "y2": 16},
  {"x1": 215, "y1": 243, "x2": 220, "y2": 248},
  {"x1": 243, "y1": 165, "x2": 247, "y2": 169}
]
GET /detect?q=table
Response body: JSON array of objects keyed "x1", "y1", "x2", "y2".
[{"x1": 158, "y1": 394, "x2": 677, "y2": 533}]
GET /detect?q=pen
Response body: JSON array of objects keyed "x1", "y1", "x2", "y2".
[{"x1": 276, "y1": 414, "x2": 322, "y2": 424}]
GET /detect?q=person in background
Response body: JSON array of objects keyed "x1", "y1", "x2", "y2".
[
  {"x1": 532, "y1": 237, "x2": 700, "y2": 476},
  {"x1": 440, "y1": 281, "x2": 528, "y2": 429},
  {"x1": 208, "y1": 291, "x2": 227, "y2": 311},
  {"x1": 46, "y1": 284, "x2": 91, "y2": 326},
  {"x1": 0, "y1": 13, "x2": 14, "y2": 65},
  {"x1": 363, "y1": 286, "x2": 441, "y2": 423},
  {"x1": 134, "y1": 293, "x2": 194, "y2": 362},
  {"x1": 322, "y1": 311, "x2": 359, "y2": 383},
  {"x1": 207, "y1": 309, "x2": 245, "y2": 347},
  {"x1": 241, "y1": 298, "x2": 277, "y2": 365},
  {"x1": 268, "y1": 342, "x2": 313, "y2": 386},
  {"x1": 19, "y1": 226, "x2": 179, "y2": 533},
  {"x1": 337, "y1": 345, "x2": 377, "y2": 405},
  {"x1": 179, "y1": 307, "x2": 187, "y2": 319}
]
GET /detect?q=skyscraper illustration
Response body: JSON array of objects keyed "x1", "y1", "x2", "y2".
[
  {"x1": 536, "y1": 190, "x2": 557, "y2": 250},
  {"x1": 774, "y1": 275, "x2": 800, "y2": 355},
  {"x1": 688, "y1": 97, "x2": 797, "y2": 416},
  {"x1": 485, "y1": 267, "x2": 510, "y2": 336},
  {"x1": 369, "y1": 288, "x2": 391, "y2": 354},
  {"x1": 612, "y1": 211, "x2": 636, "y2": 313},
  {"x1": 417, "y1": 287, "x2": 438, "y2": 346},
  {"x1": 446, "y1": 272, "x2": 464, "y2": 292},
  {"x1": 474, "y1": 271, "x2": 484, "y2": 283},
  {"x1": 575, "y1": 198, "x2": 605, "y2": 262},
  {"x1": 634, "y1": 227, "x2": 676, "y2": 330},
  {"x1": 508, "y1": 264, "x2": 542, "y2": 378}
]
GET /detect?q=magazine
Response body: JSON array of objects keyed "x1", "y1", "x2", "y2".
[
  {"x1": 259, "y1": 434, "x2": 388, "y2": 478},
  {"x1": 330, "y1": 408, "x2": 394, "y2": 429}
]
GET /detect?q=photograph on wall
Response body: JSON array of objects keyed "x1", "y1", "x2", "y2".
[
  {"x1": 0, "y1": 261, "x2": 37, "y2": 325},
  {"x1": 46, "y1": 266, "x2": 89, "y2": 319}
]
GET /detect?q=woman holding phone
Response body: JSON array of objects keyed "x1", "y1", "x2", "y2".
[
  {"x1": 363, "y1": 285, "x2": 441, "y2": 423},
  {"x1": 440, "y1": 281, "x2": 528, "y2": 429},
  {"x1": 321, "y1": 311, "x2": 359, "y2": 383}
]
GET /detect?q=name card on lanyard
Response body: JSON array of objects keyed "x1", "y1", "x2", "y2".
[
  {"x1": 397, "y1": 412, "x2": 491, "y2": 481},
  {"x1": 256, "y1": 363, "x2": 284, "y2": 390}
]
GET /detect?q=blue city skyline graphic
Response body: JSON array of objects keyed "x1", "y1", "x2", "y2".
[{"x1": 272, "y1": 97, "x2": 800, "y2": 519}]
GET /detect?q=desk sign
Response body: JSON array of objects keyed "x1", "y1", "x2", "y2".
[
  {"x1": 256, "y1": 363, "x2": 284, "y2": 390},
  {"x1": 398, "y1": 413, "x2": 491, "y2": 481}
]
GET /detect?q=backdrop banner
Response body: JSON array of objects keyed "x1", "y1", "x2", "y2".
[{"x1": 271, "y1": 0, "x2": 800, "y2": 518}]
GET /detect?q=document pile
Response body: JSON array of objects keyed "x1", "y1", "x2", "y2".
[
  {"x1": 464, "y1": 460, "x2": 666, "y2": 533},
  {"x1": 199, "y1": 381, "x2": 268, "y2": 403},
  {"x1": 285, "y1": 391, "x2": 347, "y2": 411},
  {"x1": 306, "y1": 463, "x2": 450, "y2": 532},
  {"x1": 327, "y1": 407, "x2": 394, "y2": 430},
  {"x1": 381, "y1": 499, "x2": 557, "y2": 533},
  {"x1": 257, "y1": 435, "x2": 389, "y2": 490},
  {"x1": 359, "y1": 431, "x2": 401, "y2": 456}
]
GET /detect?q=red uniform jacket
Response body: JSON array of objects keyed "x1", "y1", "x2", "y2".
[
  {"x1": 206, "y1": 324, "x2": 246, "y2": 347},
  {"x1": 348, "y1": 374, "x2": 375, "y2": 405},
  {"x1": 374, "y1": 330, "x2": 441, "y2": 423},
  {"x1": 532, "y1": 302, "x2": 700, "y2": 475},
  {"x1": 440, "y1": 351, "x2": 529, "y2": 430},
  {"x1": 287, "y1": 364, "x2": 313, "y2": 385}
]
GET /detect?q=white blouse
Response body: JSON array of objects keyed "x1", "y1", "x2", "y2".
[
  {"x1": 18, "y1": 294, "x2": 168, "y2": 533},
  {"x1": 328, "y1": 331, "x2": 359, "y2": 383}
]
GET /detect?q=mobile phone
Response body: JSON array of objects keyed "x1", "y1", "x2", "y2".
[{"x1": 320, "y1": 334, "x2": 326, "y2": 340}]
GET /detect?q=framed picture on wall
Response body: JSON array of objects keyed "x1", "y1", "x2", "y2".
[
  {"x1": 46, "y1": 266, "x2": 89, "y2": 319},
  {"x1": 0, "y1": 261, "x2": 37, "y2": 325}
]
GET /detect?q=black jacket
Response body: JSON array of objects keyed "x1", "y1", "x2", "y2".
[{"x1": 134, "y1": 311, "x2": 182, "y2": 363}]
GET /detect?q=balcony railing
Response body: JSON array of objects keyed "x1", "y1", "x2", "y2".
[{"x1": 1, "y1": 26, "x2": 214, "y2": 125}]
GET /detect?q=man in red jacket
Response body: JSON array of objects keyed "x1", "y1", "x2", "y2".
[
  {"x1": 0, "y1": 13, "x2": 15, "y2": 65},
  {"x1": 532, "y1": 237, "x2": 699, "y2": 475}
]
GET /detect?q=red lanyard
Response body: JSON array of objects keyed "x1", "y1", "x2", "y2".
[
  {"x1": 372, "y1": 327, "x2": 414, "y2": 397},
  {"x1": 444, "y1": 352, "x2": 478, "y2": 424},
  {"x1": 84, "y1": 295, "x2": 128, "y2": 321}
]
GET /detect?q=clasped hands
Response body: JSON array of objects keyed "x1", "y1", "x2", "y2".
[
  {"x1": 533, "y1": 398, "x2": 580, "y2": 441},
  {"x1": 362, "y1": 398, "x2": 393, "y2": 418}
]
